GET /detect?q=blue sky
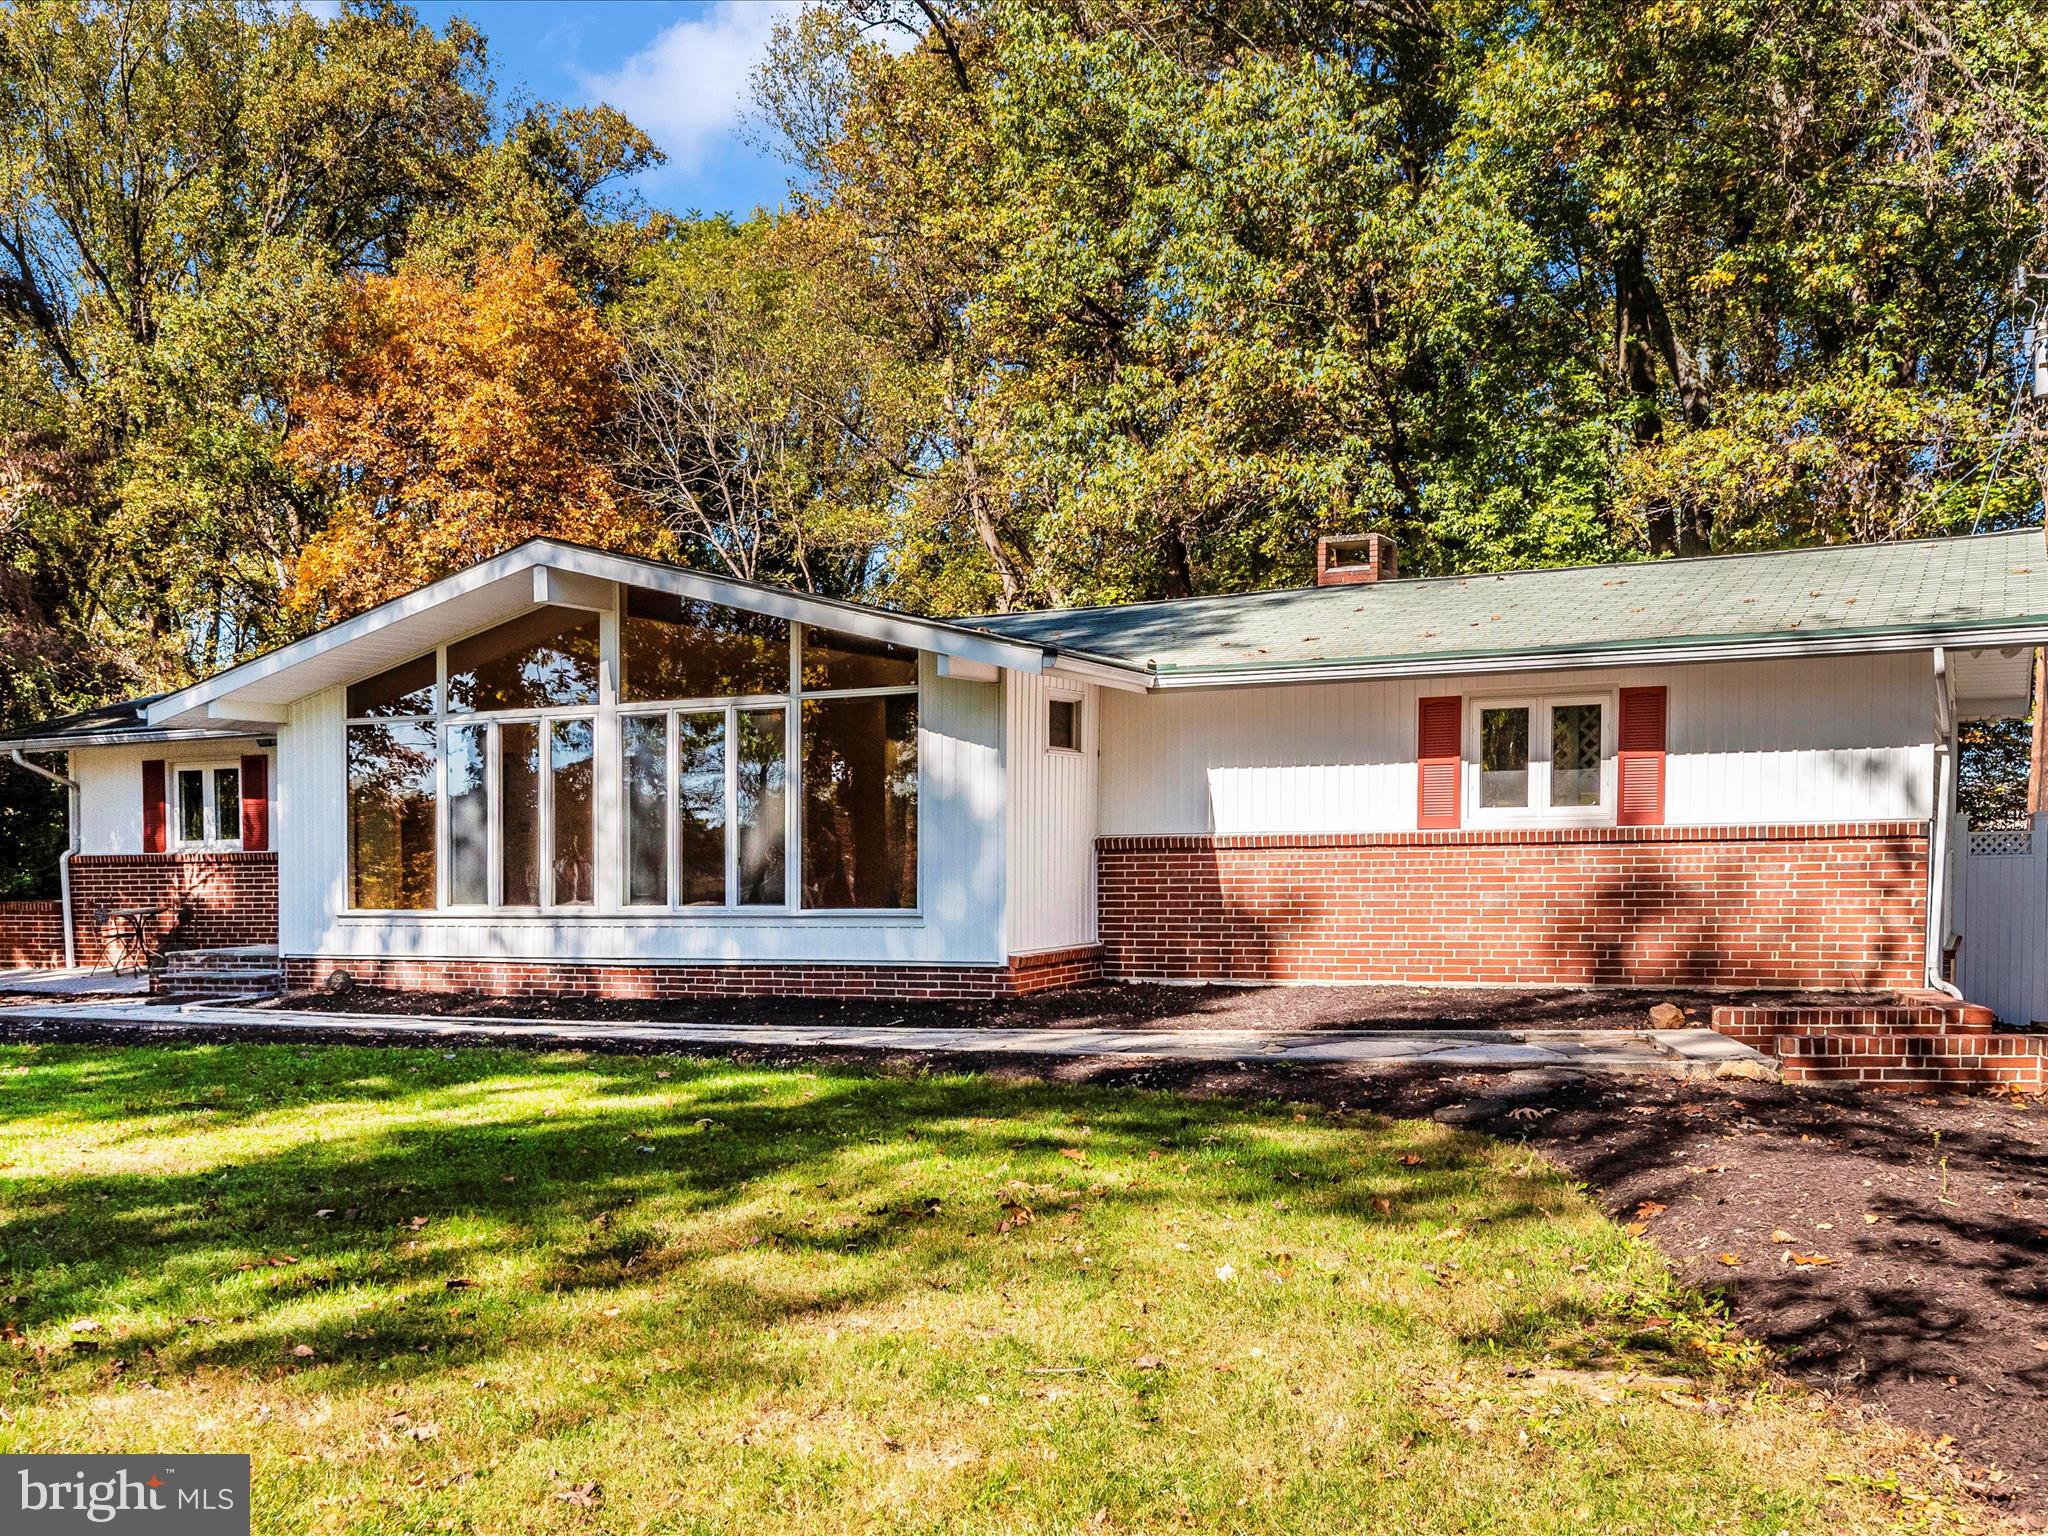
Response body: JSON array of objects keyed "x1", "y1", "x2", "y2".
[{"x1": 330, "y1": 1, "x2": 805, "y2": 217}]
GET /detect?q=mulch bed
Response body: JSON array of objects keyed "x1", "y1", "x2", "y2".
[
  {"x1": 273, "y1": 979, "x2": 1894, "y2": 1033},
  {"x1": 4, "y1": 998, "x2": 2044, "y2": 1522}
]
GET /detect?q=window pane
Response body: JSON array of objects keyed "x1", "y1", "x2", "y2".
[
  {"x1": 1048, "y1": 698, "x2": 1078, "y2": 750},
  {"x1": 174, "y1": 769, "x2": 205, "y2": 843},
  {"x1": 678, "y1": 713, "x2": 727, "y2": 905},
  {"x1": 801, "y1": 694, "x2": 918, "y2": 909},
  {"x1": 446, "y1": 607, "x2": 600, "y2": 713},
  {"x1": 213, "y1": 768, "x2": 242, "y2": 846},
  {"x1": 347, "y1": 723, "x2": 437, "y2": 910},
  {"x1": 550, "y1": 718, "x2": 595, "y2": 906},
  {"x1": 1479, "y1": 707, "x2": 1530, "y2": 809},
  {"x1": 500, "y1": 721, "x2": 541, "y2": 906},
  {"x1": 621, "y1": 587, "x2": 789, "y2": 702},
  {"x1": 447, "y1": 724, "x2": 490, "y2": 906},
  {"x1": 622, "y1": 715, "x2": 669, "y2": 906},
  {"x1": 347, "y1": 653, "x2": 436, "y2": 717},
  {"x1": 801, "y1": 627, "x2": 918, "y2": 691},
  {"x1": 735, "y1": 707, "x2": 786, "y2": 906},
  {"x1": 1550, "y1": 703, "x2": 1603, "y2": 808}
]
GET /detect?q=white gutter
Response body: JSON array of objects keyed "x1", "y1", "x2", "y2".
[
  {"x1": 9, "y1": 749, "x2": 78, "y2": 970},
  {"x1": 1927, "y1": 649, "x2": 1963, "y2": 999}
]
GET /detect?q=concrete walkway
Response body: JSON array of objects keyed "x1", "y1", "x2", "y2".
[
  {"x1": 0, "y1": 996, "x2": 1766, "y2": 1076},
  {"x1": 0, "y1": 968, "x2": 149, "y2": 997}
]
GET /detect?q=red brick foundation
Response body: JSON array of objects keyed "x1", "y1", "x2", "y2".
[
  {"x1": 1098, "y1": 823, "x2": 1930, "y2": 990},
  {"x1": 0, "y1": 900, "x2": 64, "y2": 969},
  {"x1": 283, "y1": 944, "x2": 1105, "y2": 1004},
  {"x1": 68, "y1": 853, "x2": 278, "y2": 966}
]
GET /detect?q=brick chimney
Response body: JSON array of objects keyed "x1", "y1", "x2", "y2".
[{"x1": 1316, "y1": 533, "x2": 1397, "y2": 587}]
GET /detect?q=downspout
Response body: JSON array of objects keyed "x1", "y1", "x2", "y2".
[
  {"x1": 1927, "y1": 649, "x2": 1963, "y2": 999},
  {"x1": 10, "y1": 750, "x2": 79, "y2": 970}
]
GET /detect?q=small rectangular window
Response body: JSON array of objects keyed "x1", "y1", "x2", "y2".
[
  {"x1": 176, "y1": 769, "x2": 205, "y2": 843},
  {"x1": 1550, "y1": 702, "x2": 1603, "y2": 808},
  {"x1": 1479, "y1": 707, "x2": 1530, "y2": 808},
  {"x1": 1047, "y1": 697, "x2": 1079, "y2": 751},
  {"x1": 213, "y1": 768, "x2": 242, "y2": 845}
]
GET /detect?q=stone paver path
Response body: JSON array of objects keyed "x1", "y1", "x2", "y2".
[{"x1": 0, "y1": 997, "x2": 1765, "y2": 1077}]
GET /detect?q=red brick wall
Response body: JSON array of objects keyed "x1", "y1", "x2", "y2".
[
  {"x1": 285, "y1": 944, "x2": 1105, "y2": 1004},
  {"x1": 1097, "y1": 823, "x2": 1929, "y2": 990},
  {"x1": 0, "y1": 900, "x2": 64, "y2": 969},
  {"x1": 69, "y1": 853, "x2": 278, "y2": 965}
]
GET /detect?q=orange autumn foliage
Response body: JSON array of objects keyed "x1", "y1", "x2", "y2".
[{"x1": 286, "y1": 244, "x2": 669, "y2": 618}]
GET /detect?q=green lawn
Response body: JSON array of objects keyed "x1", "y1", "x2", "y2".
[{"x1": 0, "y1": 1044, "x2": 1974, "y2": 1534}]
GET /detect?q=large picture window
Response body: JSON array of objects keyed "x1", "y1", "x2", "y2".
[{"x1": 341, "y1": 597, "x2": 922, "y2": 915}]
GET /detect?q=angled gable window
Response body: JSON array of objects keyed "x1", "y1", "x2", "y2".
[
  {"x1": 621, "y1": 587, "x2": 788, "y2": 702},
  {"x1": 446, "y1": 607, "x2": 600, "y2": 714}
]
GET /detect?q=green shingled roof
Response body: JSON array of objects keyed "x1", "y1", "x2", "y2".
[{"x1": 971, "y1": 529, "x2": 2048, "y2": 676}]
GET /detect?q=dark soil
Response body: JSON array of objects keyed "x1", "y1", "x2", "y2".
[
  {"x1": 274, "y1": 979, "x2": 1896, "y2": 1033},
  {"x1": 4, "y1": 999, "x2": 2043, "y2": 1521}
]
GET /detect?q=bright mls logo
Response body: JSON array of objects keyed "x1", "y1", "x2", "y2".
[{"x1": 2, "y1": 1456, "x2": 249, "y2": 1535}]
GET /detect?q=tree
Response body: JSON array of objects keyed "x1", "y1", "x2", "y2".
[
  {"x1": 286, "y1": 243, "x2": 667, "y2": 618},
  {"x1": 609, "y1": 213, "x2": 923, "y2": 596},
  {"x1": 0, "y1": 0, "x2": 491, "y2": 702}
]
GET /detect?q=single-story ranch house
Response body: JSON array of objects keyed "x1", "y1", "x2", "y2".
[{"x1": 5, "y1": 529, "x2": 2048, "y2": 1008}]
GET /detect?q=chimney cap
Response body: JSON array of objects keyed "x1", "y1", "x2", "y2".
[{"x1": 1317, "y1": 532, "x2": 1397, "y2": 587}]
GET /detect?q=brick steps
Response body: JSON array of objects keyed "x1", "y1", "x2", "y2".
[
  {"x1": 154, "y1": 945, "x2": 283, "y2": 1001},
  {"x1": 1710, "y1": 994, "x2": 2044, "y2": 1090}
]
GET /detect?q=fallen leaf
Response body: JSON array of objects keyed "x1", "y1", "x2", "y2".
[
  {"x1": 1133, "y1": 1356, "x2": 1164, "y2": 1371},
  {"x1": 444, "y1": 1278, "x2": 478, "y2": 1291},
  {"x1": 1059, "y1": 1148, "x2": 1086, "y2": 1162},
  {"x1": 291, "y1": 1343, "x2": 315, "y2": 1359},
  {"x1": 1436, "y1": 1228, "x2": 1466, "y2": 1242},
  {"x1": 554, "y1": 1481, "x2": 602, "y2": 1509},
  {"x1": 1770, "y1": 1229, "x2": 1796, "y2": 1244},
  {"x1": 1717, "y1": 1253, "x2": 1742, "y2": 1267},
  {"x1": 1633, "y1": 1201, "x2": 1666, "y2": 1220},
  {"x1": 1624, "y1": 1222, "x2": 1648, "y2": 1238},
  {"x1": 407, "y1": 1216, "x2": 429, "y2": 1231},
  {"x1": 1791, "y1": 1253, "x2": 1835, "y2": 1267},
  {"x1": 1397, "y1": 1154, "x2": 1424, "y2": 1167},
  {"x1": 1215, "y1": 1264, "x2": 1236, "y2": 1282},
  {"x1": 1863, "y1": 1213, "x2": 1881, "y2": 1225}
]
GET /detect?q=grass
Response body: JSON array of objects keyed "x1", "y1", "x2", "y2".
[{"x1": 0, "y1": 1043, "x2": 1983, "y2": 1534}]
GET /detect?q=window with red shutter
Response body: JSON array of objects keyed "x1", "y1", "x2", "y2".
[
  {"x1": 1617, "y1": 686, "x2": 1668, "y2": 825},
  {"x1": 1417, "y1": 696, "x2": 1462, "y2": 828}
]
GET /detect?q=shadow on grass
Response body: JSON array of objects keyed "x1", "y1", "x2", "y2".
[{"x1": 0, "y1": 1043, "x2": 1583, "y2": 1389}]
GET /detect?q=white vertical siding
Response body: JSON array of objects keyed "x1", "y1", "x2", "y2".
[
  {"x1": 277, "y1": 658, "x2": 1009, "y2": 965},
  {"x1": 1004, "y1": 671, "x2": 1099, "y2": 953},
  {"x1": 73, "y1": 741, "x2": 275, "y2": 856},
  {"x1": 1098, "y1": 653, "x2": 1935, "y2": 835}
]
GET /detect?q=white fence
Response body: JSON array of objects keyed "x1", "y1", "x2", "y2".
[{"x1": 1955, "y1": 814, "x2": 2048, "y2": 1026}]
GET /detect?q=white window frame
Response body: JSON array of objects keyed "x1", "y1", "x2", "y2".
[
  {"x1": 1046, "y1": 692, "x2": 1083, "y2": 754},
  {"x1": 169, "y1": 760, "x2": 244, "y2": 851},
  {"x1": 1465, "y1": 692, "x2": 1616, "y2": 826}
]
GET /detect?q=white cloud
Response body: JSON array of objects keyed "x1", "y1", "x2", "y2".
[{"x1": 574, "y1": 1, "x2": 802, "y2": 173}]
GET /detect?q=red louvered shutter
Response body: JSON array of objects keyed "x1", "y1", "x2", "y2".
[
  {"x1": 1617, "y1": 686, "x2": 1668, "y2": 826},
  {"x1": 141, "y1": 759, "x2": 168, "y2": 852},
  {"x1": 1417, "y1": 696, "x2": 1462, "y2": 829},
  {"x1": 240, "y1": 754, "x2": 270, "y2": 851}
]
